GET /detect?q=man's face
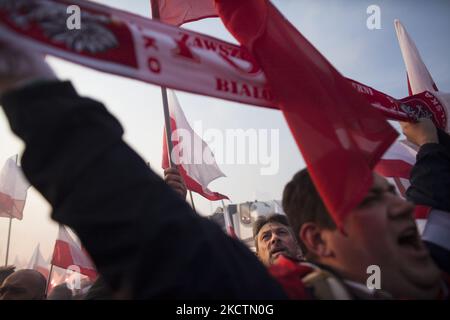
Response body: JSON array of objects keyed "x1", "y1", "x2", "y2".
[
  {"x1": 0, "y1": 270, "x2": 45, "y2": 300},
  {"x1": 256, "y1": 222, "x2": 301, "y2": 266},
  {"x1": 321, "y1": 174, "x2": 441, "y2": 298}
]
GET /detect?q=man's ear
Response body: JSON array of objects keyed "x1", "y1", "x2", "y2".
[{"x1": 299, "y1": 223, "x2": 334, "y2": 258}]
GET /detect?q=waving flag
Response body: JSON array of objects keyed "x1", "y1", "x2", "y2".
[
  {"x1": 216, "y1": 0, "x2": 397, "y2": 226},
  {"x1": 0, "y1": 155, "x2": 30, "y2": 220},
  {"x1": 375, "y1": 140, "x2": 417, "y2": 197},
  {"x1": 51, "y1": 225, "x2": 97, "y2": 280},
  {"x1": 151, "y1": 0, "x2": 217, "y2": 26},
  {"x1": 27, "y1": 244, "x2": 49, "y2": 279},
  {"x1": 395, "y1": 20, "x2": 439, "y2": 95},
  {"x1": 395, "y1": 19, "x2": 450, "y2": 131},
  {"x1": 162, "y1": 90, "x2": 228, "y2": 201}
]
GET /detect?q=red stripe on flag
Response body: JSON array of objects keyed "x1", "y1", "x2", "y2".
[
  {"x1": 414, "y1": 205, "x2": 431, "y2": 220},
  {"x1": 375, "y1": 159, "x2": 413, "y2": 180},
  {"x1": 178, "y1": 165, "x2": 229, "y2": 201},
  {"x1": 0, "y1": 192, "x2": 14, "y2": 212},
  {"x1": 52, "y1": 240, "x2": 97, "y2": 279}
]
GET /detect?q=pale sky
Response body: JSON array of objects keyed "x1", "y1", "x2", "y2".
[{"x1": 1, "y1": 0, "x2": 449, "y2": 267}]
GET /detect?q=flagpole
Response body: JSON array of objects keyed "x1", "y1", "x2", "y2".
[
  {"x1": 4, "y1": 154, "x2": 19, "y2": 266},
  {"x1": 152, "y1": 0, "x2": 195, "y2": 212},
  {"x1": 4, "y1": 218, "x2": 12, "y2": 266},
  {"x1": 189, "y1": 190, "x2": 196, "y2": 213},
  {"x1": 45, "y1": 264, "x2": 54, "y2": 296},
  {"x1": 151, "y1": 0, "x2": 176, "y2": 168}
]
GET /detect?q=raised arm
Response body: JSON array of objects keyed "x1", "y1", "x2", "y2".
[{"x1": 0, "y1": 41, "x2": 286, "y2": 299}]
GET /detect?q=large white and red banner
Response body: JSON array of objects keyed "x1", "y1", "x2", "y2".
[
  {"x1": 0, "y1": 0, "x2": 447, "y2": 131},
  {"x1": 0, "y1": 0, "x2": 273, "y2": 108}
]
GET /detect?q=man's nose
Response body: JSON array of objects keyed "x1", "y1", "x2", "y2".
[{"x1": 270, "y1": 233, "x2": 280, "y2": 244}]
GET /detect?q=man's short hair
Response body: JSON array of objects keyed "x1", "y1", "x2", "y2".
[
  {"x1": 0, "y1": 266, "x2": 16, "y2": 286},
  {"x1": 253, "y1": 214, "x2": 291, "y2": 251},
  {"x1": 282, "y1": 168, "x2": 336, "y2": 254}
]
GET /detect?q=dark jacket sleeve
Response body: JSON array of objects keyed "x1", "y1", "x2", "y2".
[
  {"x1": 0, "y1": 80, "x2": 286, "y2": 299},
  {"x1": 406, "y1": 128, "x2": 450, "y2": 211}
]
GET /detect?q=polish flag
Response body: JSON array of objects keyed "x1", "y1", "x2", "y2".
[
  {"x1": 151, "y1": 0, "x2": 218, "y2": 26},
  {"x1": 51, "y1": 225, "x2": 98, "y2": 280},
  {"x1": 162, "y1": 90, "x2": 229, "y2": 201},
  {"x1": 27, "y1": 244, "x2": 49, "y2": 280},
  {"x1": 216, "y1": 0, "x2": 397, "y2": 226},
  {"x1": 395, "y1": 19, "x2": 450, "y2": 131},
  {"x1": 376, "y1": 141, "x2": 432, "y2": 234},
  {"x1": 395, "y1": 20, "x2": 439, "y2": 95},
  {"x1": 223, "y1": 204, "x2": 237, "y2": 238},
  {"x1": 0, "y1": 155, "x2": 30, "y2": 220},
  {"x1": 394, "y1": 20, "x2": 450, "y2": 231},
  {"x1": 375, "y1": 140, "x2": 417, "y2": 197}
]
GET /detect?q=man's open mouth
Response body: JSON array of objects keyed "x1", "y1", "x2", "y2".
[
  {"x1": 270, "y1": 247, "x2": 286, "y2": 256},
  {"x1": 397, "y1": 225, "x2": 427, "y2": 258}
]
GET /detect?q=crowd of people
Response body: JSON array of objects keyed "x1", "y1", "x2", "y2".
[{"x1": 0, "y1": 32, "x2": 449, "y2": 300}]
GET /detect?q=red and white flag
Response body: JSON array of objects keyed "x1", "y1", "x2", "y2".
[
  {"x1": 376, "y1": 20, "x2": 450, "y2": 199},
  {"x1": 0, "y1": 155, "x2": 30, "y2": 220},
  {"x1": 222, "y1": 204, "x2": 237, "y2": 238},
  {"x1": 375, "y1": 141, "x2": 434, "y2": 233},
  {"x1": 376, "y1": 20, "x2": 450, "y2": 227},
  {"x1": 395, "y1": 19, "x2": 439, "y2": 96},
  {"x1": 51, "y1": 225, "x2": 97, "y2": 280},
  {"x1": 162, "y1": 90, "x2": 228, "y2": 201},
  {"x1": 151, "y1": 0, "x2": 218, "y2": 26},
  {"x1": 395, "y1": 19, "x2": 450, "y2": 131},
  {"x1": 216, "y1": 0, "x2": 397, "y2": 226},
  {"x1": 27, "y1": 244, "x2": 49, "y2": 279},
  {"x1": 375, "y1": 140, "x2": 417, "y2": 197}
]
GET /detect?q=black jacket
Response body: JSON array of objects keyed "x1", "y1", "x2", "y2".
[
  {"x1": 0, "y1": 80, "x2": 286, "y2": 299},
  {"x1": 407, "y1": 128, "x2": 450, "y2": 211}
]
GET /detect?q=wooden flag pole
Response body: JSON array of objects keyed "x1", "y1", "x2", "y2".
[{"x1": 4, "y1": 154, "x2": 19, "y2": 266}]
